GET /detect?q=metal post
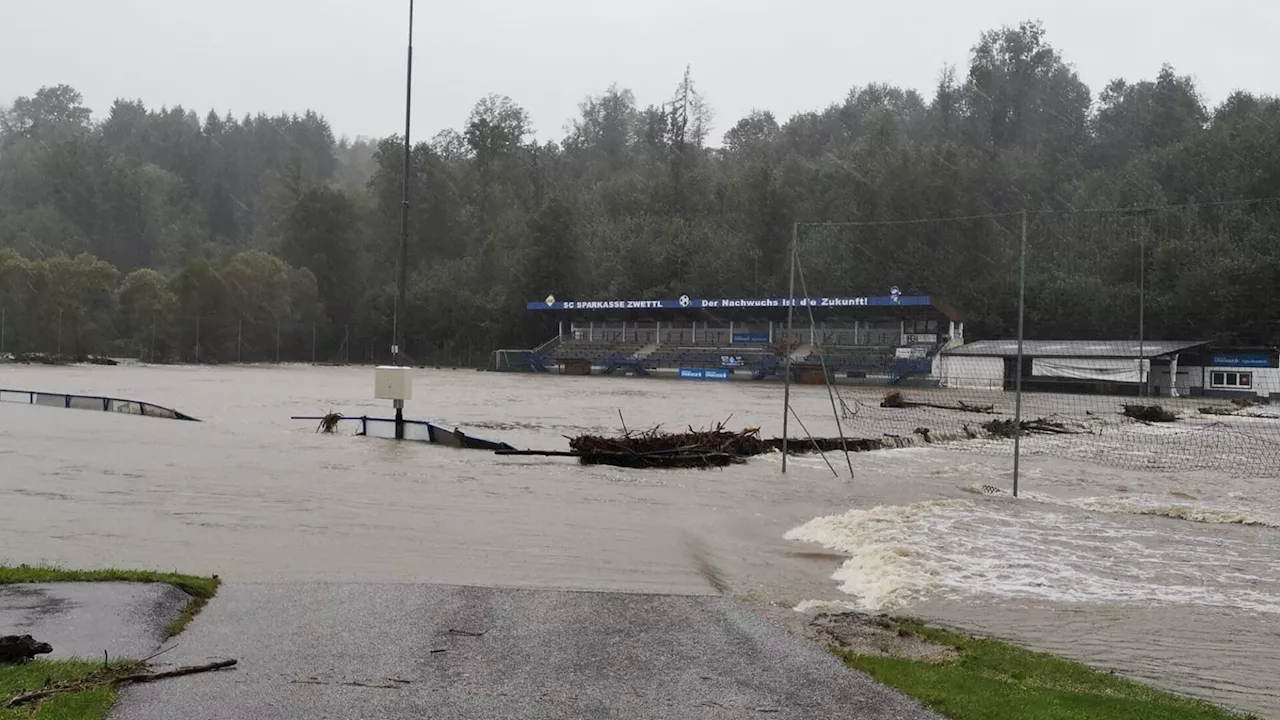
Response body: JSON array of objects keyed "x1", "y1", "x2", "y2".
[
  {"x1": 1138, "y1": 230, "x2": 1146, "y2": 397},
  {"x1": 311, "y1": 324, "x2": 317, "y2": 364},
  {"x1": 393, "y1": 0, "x2": 414, "y2": 367},
  {"x1": 237, "y1": 319, "x2": 243, "y2": 363},
  {"x1": 57, "y1": 309, "x2": 62, "y2": 356},
  {"x1": 150, "y1": 315, "x2": 156, "y2": 363},
  {"x1": 195, "y1": 316, "x2": 200, "y2": 363},
  {"x1": 276, "y1": 320, "x2": 281, "y2": 363},
  {"x1": 1, "y1": 307, "x2": 6, "y2": 353},
  {"x1": 782, "y1": 223, "x2": 798, "y2": 473},
  {"x1": 1012, "y1": 211, "x2": 1028, "y2": 497}
]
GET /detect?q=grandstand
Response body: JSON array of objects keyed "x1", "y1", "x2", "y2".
[{"x1": 495, "y1": 293, "x2": 963, "y2": 383}]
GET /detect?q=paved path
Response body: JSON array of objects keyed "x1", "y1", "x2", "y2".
[
  {"x1": 112, "y1": 583, "x2": 937, "y2": 720},
  {"x1": 0, "y1": 582, "x2": 186, "y2": 659}
]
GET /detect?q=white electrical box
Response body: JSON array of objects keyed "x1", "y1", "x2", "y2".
[{"x1": 374, "y1": 366, "x2": 413, "y2": 401}]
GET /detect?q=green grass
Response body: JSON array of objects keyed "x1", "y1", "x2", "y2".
[
  {"x1": 0, "y1": 566, "x2": 219, "y2": 638},
  {"x1": 0, "y1": 565, "x2": 220, "y2": 719},
  {"x1": 836, "y1": 617, "x2": 1257, "y2": 720},
  {"x1": 0, "y1": 661, "x2": 137, "y2": 720}
]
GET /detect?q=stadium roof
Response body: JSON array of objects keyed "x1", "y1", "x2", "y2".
[
  {"x1": 526, "y1": 294, "x2": 964, "y2": 321},
  {"x1": 942, "y1": 340, "x2": 1208, "y2": 359}
]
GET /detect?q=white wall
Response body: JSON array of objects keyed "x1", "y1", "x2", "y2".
[
  {"x1": 1199, "y1": 366, "x2": 1280, "y2": 397},
  {"x1": 936, "y1": 356, "x2": 1004, "y2": 389}
]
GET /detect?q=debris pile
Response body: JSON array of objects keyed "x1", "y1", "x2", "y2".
[
  {"x1": 981, "y1": 417, "x2": 1079, "y2": 437},
  {"x1": 1, "y1": 352, "x2": 117, "y2": 366},
  {"x1": 568, "y1": 423, "x2": 769, "y2": 468},
  {"x1": 881, "y1": 391, "x2": 994, "y2": 414},
  {"x1": 497, "y1": 422, "x2": 905, "y2": 468},
  {"x1": 1122, "y1": 404, "x2": 1178, "y2": 422}
]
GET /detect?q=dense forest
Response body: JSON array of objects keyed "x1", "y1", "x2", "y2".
[{"x1": 1, "y1": 21, "x2": 1278, "y2": 363}]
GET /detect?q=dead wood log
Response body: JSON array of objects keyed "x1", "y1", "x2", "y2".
[
  {"x1": 3, "y1": 660, "x2": 237, "y2": 708},
  {"x1": 116, "y1": 659, "x2": 238, "y2": 683},
  {"x1": 881, "y1": 391, "x2": 994, "y2": 413}
]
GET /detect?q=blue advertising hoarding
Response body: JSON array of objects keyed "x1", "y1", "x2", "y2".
[
  {"x1": 527, "y1": 295, "x2": 931, "y2": 311},
  {"x1": 731, "y1": 333, "x2": 770, "y2": 344},
  {"x1": 1211, "y1": 353, "x2": 1274, "y2": 368},
  {"x1": 679, "y1": 368, "x2": 730, "y2": 381}
]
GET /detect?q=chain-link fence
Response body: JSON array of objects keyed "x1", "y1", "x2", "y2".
[{"x1": 784, "y1": 200, "x2": 1280, "y2": 486}]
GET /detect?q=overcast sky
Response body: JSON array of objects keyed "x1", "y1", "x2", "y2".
[{"x1": 3, "y1": 0, "x2": 1277, "y2": 143}]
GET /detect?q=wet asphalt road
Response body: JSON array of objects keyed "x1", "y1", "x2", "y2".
[
  {"x1": 0, "y1": 582, "x2": 187, "y2": 660},
  {"x1": 111, "y1": 582, "x2": 938, "y2": 720}
]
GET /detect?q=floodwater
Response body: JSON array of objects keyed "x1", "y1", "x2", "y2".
[{"x1": 1, "y1": 364, "x2": 1277, "y2": 717}]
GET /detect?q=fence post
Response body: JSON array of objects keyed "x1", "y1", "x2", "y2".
[
  {"x1": 195, "y1": 316, "x2": 201, "y2": 364},
  {"x1": 1, "y1": 307, "x2": 5, "y2": 354},
  {"x1": 276, "y1": 320, "x2": 281, "y2": 363},
  {"x1": 1012, "y1": 210, "x2": 1028, "y2": 498},
  {"x1": 150, "y1": 315, "x2": 156, "y2": 363},
  {"x1": 237, "y1": 319, "x2": 243, "y2": 363},
  {"x1": 311, "y1": 323, "x2": 316, "y2": 364},
  {"x1": 57, "y1": 309, "x2": 63, "y2": 356}
]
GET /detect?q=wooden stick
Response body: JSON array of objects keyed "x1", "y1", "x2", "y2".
[
  {"x1": 116, "y1": 659, "x2": 238, "y2": 684},
  {"x1": 3, "y1": 660, "x2": 238, "y2": 708}
]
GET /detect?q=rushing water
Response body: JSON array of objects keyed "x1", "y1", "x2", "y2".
[{"x1": 1, "y1": 364, "x2": 1277, "y2": 717}]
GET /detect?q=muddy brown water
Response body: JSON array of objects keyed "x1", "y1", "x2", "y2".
[{"x1": 1, "y1": 364, "x2": 1277, "y2": 717}]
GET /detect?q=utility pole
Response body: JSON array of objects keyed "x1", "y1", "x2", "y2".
[
  {"x1": 781, "y1": 223, "x2": 798, "y2": 473},
  {"x1": 393, "y1": 0, "x2": 414, "y2": 366}
]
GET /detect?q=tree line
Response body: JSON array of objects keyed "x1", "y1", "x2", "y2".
[{"x1": 1, "y1": 20, "x2": 1277, "y2": 362}]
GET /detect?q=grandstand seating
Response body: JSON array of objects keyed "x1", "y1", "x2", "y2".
[
  {"x1": 642, "y1": 346, "x2": 770, "y2": 371},
  {"x1": 534, "y1": 329, "x2": 945, "y2": 383},
  {"x1": 547, "y1": 340, "x2": 647, "y2": 367}
]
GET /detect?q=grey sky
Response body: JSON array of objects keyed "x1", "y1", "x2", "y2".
[{"x1": 3, "y1": 0, "x2": 1277, "y2": 143}]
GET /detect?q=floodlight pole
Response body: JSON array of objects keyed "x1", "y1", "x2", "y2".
[
  {"x1": 392, "y1": 0, "x2": 414, "y2": 366},
  {"x1": 1138, "y1": 230, "x2": 1146, "y2": 397},
  {"x1": 781, "y1": 223, "x2": 798, "y2": 473},
  {"x1": 1012, "y1": 210, "x2": 1027, "y2": 498}
]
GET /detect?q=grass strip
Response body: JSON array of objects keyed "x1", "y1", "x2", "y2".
[
  {"x1": 835, "y1": 617, "x2": 1258, "y2": 720},
  {"x1": 1, "y1": 565, "x2": 220, "y2": 719}
]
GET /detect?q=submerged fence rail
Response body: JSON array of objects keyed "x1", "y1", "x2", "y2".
[{"x1": 0, "y1": 388, "x2": 199, "y2": 421}]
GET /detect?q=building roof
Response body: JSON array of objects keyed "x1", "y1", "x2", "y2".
[
  {"x1": 942, "y1": 339, "x2": 1207, "y2": 359},
  {"x1": 526, "y1": 295, "x2": 964, "y2": 321}
]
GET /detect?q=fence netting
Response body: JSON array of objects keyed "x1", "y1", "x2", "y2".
[{"x1": 789, "y1": 202, "x2": 1280, "y2": 479}]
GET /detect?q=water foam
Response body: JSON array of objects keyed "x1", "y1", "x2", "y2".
[
  {"x1": 1021, "y1": 491, "x2": 1280, "y2": 529},
  {"x1": 786, "y1": 498, "x2": 1280, "y2": 614}
]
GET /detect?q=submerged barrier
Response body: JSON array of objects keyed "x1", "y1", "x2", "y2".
[
  {"x1": 292, "y1": 414, "x2": 514, "y2": 451},
  {"x1": 0, "y1": 389, "x2": 199, "y2": 421}
]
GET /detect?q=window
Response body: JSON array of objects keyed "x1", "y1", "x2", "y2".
[{"x1": 1210, "y1": 371, "x2": 1252, "y2": 389}]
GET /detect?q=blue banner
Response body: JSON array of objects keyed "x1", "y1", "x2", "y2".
[
  {"x1": 527, "y1": 295, "x2": 931, "y2": 311},
  {"x1": 731, "y1": 333, "x2": 770, "y2": 344},
  {"x1": 1211, "y1": 353, "x2": 1273, "y2": 368},
  {"x1": 679, "y1": 368, "x2": 730, "y2": 381}
]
